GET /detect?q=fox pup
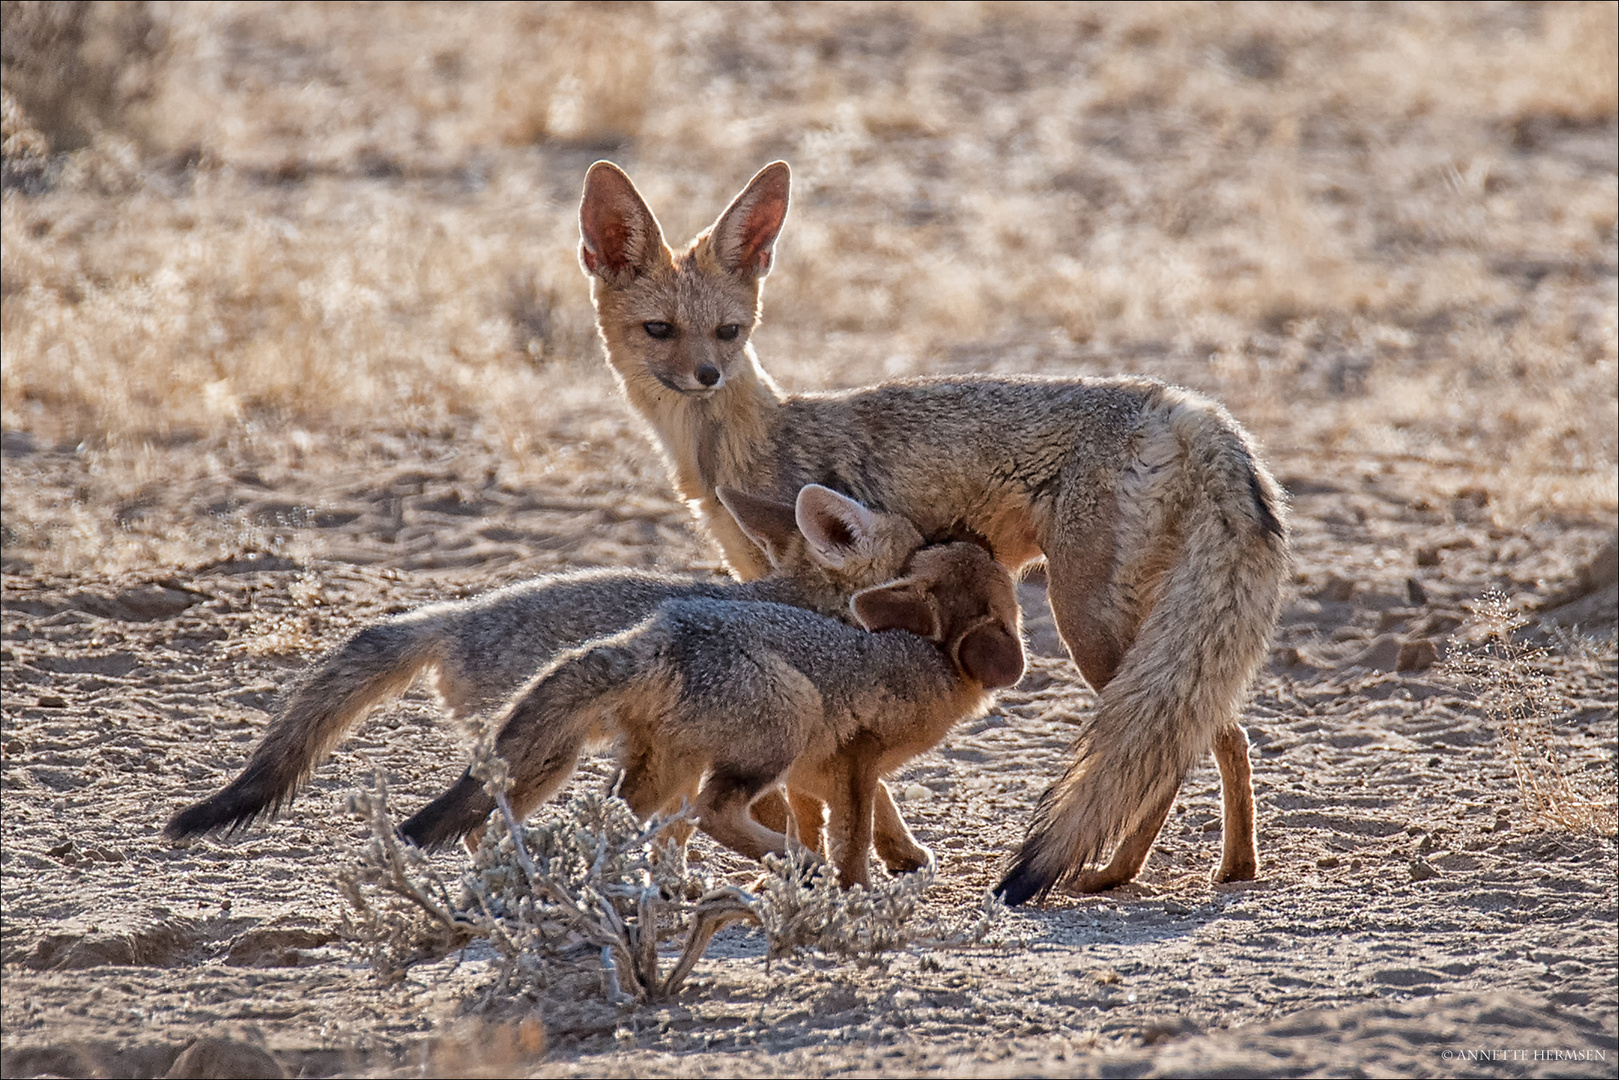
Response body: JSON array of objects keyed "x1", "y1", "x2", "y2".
[
  {"x1": 576, "y1": 161, "x2": 1290, "y2": 904},
  {"x1": 402, "y1": 540, "x2": 1024, "y2": 888},
  {"x1": 166, "y1": 484, "x2": 930, "y2": 859}
]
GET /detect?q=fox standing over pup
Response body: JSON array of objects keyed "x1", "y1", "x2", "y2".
[
  {"x1": 578, "y1": 161, "x2": 1289, "y2": 905},
  {"x1": 169, "y1": 159, "x2": 1288, "y2": 907}
]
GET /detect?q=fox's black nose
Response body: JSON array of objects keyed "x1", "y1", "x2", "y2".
[{"x1": 695, "y1": 365, "x2": 721, "y2": 387}]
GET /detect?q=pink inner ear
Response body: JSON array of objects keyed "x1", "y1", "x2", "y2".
[
  {"x1": 586, "y1": 219, "x2": 633, "y2": 273},
  {"x1": 737, "y1": 193, "x2": 787, "y2": 268},
  {"x1": 581, "y1": 164, "x2": 659, "y2": 277}
]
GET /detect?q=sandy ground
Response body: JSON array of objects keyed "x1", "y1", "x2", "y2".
[
  {"x1": 3, "y1": 3, "x2": 1617, "y2": 1076},
  {"x1": 2, "y1": 416, "x2": 1615, "y2": 1078}
]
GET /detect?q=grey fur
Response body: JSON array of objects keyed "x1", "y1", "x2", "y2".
[
  {"x1": 404, "y1": 541, "x2": 1025, "y2": 888},
  {"x1": 164, "y1": 485, "x2": 923, "y2": 840}
]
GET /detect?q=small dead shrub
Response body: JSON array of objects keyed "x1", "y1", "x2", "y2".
[
  {"x1": 751, "y1": 845, "x2": 1003, "y2": 964},
  {"x1": 1443, "y1": 590, "x2": 1618, "y2": 836},
  {"x1": 337, "y1": 748, "x2": 1003, "y2": 1010}
]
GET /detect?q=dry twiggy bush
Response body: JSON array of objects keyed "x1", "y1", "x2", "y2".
[
  {"x1": 338, "y1": 742, "x2": 1002, "y2": 1011},
  {"x1": 1443, "y1": 590, "x2": 1618, "y2": 836}
]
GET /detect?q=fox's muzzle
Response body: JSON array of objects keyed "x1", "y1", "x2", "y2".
[{"x1": 654, "y1": 370, "x2": 723, "y2": 395}]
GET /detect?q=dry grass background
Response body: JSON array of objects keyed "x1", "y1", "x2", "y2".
[{"x1": 2, "y1": 1, "x2": 1615, "y2": 574}]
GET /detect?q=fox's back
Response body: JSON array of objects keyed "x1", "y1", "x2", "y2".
[
  {"x1": 402, "y1": 568, "x2": 733, "y2": 713},
  {"x1": 651, "y1": 599, "x2": 958, "y2": 745},
  {"x1": 764, "y1": 376, "x2": 1154, "y2": 550}
]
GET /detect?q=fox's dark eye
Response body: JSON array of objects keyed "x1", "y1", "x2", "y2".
[
  {"x1": 643, "y1": 321, "x2": 674, "y2": 340},
  {"x1": 716, "y1": 324, "x2": 741, "y2": 341}
]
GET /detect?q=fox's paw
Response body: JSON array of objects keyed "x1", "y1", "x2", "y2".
[
  {"x1": 1059, "y1": 867, "x2": 1135, "y2": 895},
  {"x1": 876, "y1": 840, "x2": 933, "y2": 875},
  {"x1": 1211, "y1": 856, "x2": 1258, "y2": 883}
]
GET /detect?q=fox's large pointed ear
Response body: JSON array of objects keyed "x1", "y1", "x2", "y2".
[
  {"x1": 955, "y1": 624, "x2": 1025, "y2": 689},
  {"x1": 580, "y1": 161, "x2": 666, "y2": 285},
  {"x1": 716, "y1": 486, "x2": 799, "y2": 567},
  {"x1": 794, "y1": 485, "x2": 878, "y2": 569},
  {"x1": 851, "y1": 582, "x2": 938, "y2": 640},
  {"x1": 707, "y1": 161, "x2": 790, "y2": 278}
]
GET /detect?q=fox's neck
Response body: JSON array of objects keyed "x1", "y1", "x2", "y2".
[
  {"x1": 674, "y1": 349, "x2": 780, "y2": 498},
  {"x1": 616, "y1": 347, "x2": 784, "y2": 580}
]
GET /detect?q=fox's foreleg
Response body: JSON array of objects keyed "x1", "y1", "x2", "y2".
[
  {"x1": 823, "y1": 738, "x2": 882, "y2": 889},
  {"x1": 870, "y1": 782, "x2": 930, "y2": 873}
]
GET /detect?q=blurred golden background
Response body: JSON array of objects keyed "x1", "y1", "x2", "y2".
[{"x1": 2, "y1": 1, "x2": 1615, "y2": 565}]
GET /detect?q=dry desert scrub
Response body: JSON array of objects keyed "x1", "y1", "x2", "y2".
[
  {"x1": 1443, "y1": 590, "x2": 1619, "y2": 836},
  {"x1": 338, "y1": 747, "x2": 1001, "y2": 1011}
]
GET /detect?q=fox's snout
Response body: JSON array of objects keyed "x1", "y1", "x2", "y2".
[{"x1": 650, "y1": 358, "x2": 725, "y2": 394}]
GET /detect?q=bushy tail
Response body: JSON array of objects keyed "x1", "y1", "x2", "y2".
[
  {"x1": 400, "y1": 634, "x2": 648, "y2": 850},
  {"x1": 165, "y1": 618, "x2": 443, "y2": 839},
  {"x1": 997, "y1": 400, "x2": 1289, "y2": 905}
]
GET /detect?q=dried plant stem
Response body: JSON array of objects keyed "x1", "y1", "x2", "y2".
[
  {"x1": 1444, "y1": 591, "x2": 1617, "y2": 836},
  {"x1": 339, "y1": 773, "x2": 1003, "y2": 1009}
]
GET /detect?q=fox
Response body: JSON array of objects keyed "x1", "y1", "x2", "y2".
[
  {"x1": 166, "y1": 483, "x2": 934, "y2": 865},
  {"x1": 575, "y1": 160, "x2": 1290, "y2": 905},
  {"x1": 401, "y1": 539, "x2": 1025, "y2": 888}
]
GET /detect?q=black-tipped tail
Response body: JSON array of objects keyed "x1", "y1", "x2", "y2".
[
  {"x1": 994, "y1": 854, "x2": 1055, "y2": 908},
  {"x1": 399, "y1": 770, "x2": 494, "y2": 851},
  {"x1": 164, "y1": 763, "x2": 284, "y2": 840}
]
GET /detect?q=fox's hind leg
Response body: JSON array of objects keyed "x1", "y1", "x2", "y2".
[
  {"x1": 1060, "y1": 785, "x2": 1177, "y2": 894},
  {"x1": 1034, "y1": 515, "x2": 1167, "y2": 893},
  {"x1": 749, "y1": 786, "x2": 856, "y2": 859},
  {"x1": 750, "y1": 789, "x2": 789, "y2": 833},
  {"x1": 1051, "y1": 721, "x2": 1257, "y2": 892},
  {"x1": 788, "y1": 789, "x2": 828, "y2": 855},
  {"x1": 654, "y1": 770, "x2": 704, "y2": 852},
  {"x1": 618, "y1": 741, "x2": 704, "y2": 821},
  {"x1": 691, "y1": 768, "x2": 796, "y2": 865},
  {"x1": 871, "y1": 783, "x2": 930, "y2": 873},
  {"x1": 1043, "y1": 545, "x2": 1134, "y2": 692},
  {"x1": 753, "y1": 788, "x2": 830, "y2": 855},
  {"x1": 1211, "y1": 721, "x2": 1257, "y2": 882}
]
